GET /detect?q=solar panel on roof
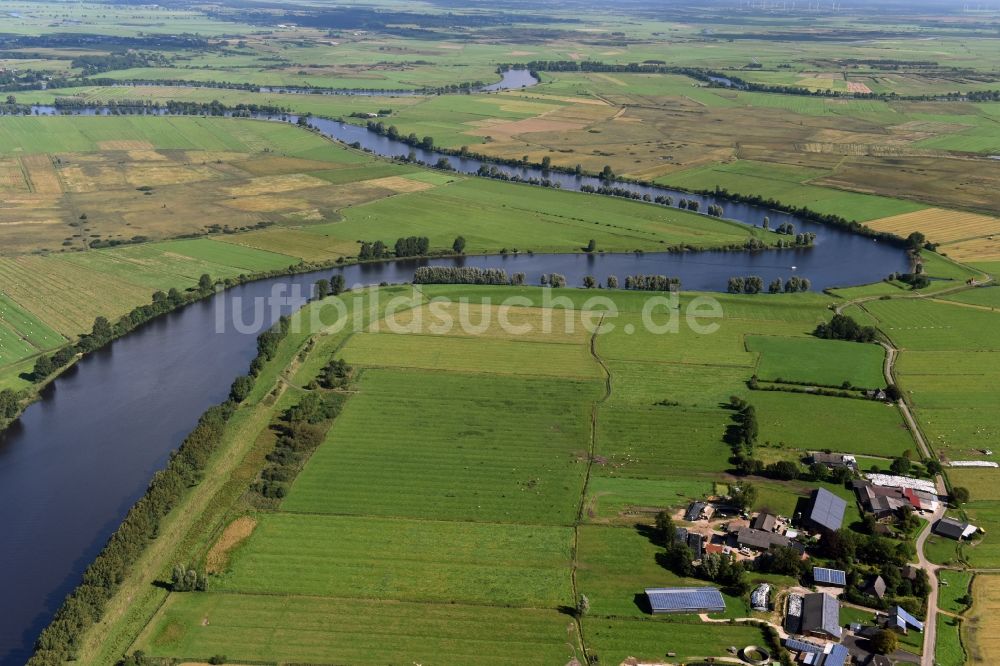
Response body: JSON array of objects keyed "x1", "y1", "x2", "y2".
[
  {"x1": 822, "y1": 644, "x2": 850, "y2": 666},
  {"x1": 644, "y1": 587, "x2": 725, "y2": 613},
  {"x1": 784, "y1": 638, "x2": 822, "y2": 654},
  {"x1": 813, "y1": 567, "x2": 847, "y2": 586},
  {"x1": 809, "y1": 488, "x2": 847, "y2": 531},
  {"x1": 893, "y1": 605, "x2": 925, "y2": 632}
]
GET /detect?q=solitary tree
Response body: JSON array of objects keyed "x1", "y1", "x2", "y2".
[
  {"x1": 607, "y1": 275, "x2": 619, "y2": 289},
  {"x1": 906, "y1": 231, "x2": 926, "y2": 250},
  {"x1": 314, "y1": 279, "x2": 330, "y2": 300},
  {"x1": 584, "y1": 239, "x2": 597, "y2": 253},
  {"x1": 577, "y1": 593, "x2": 590, "y2": 617},
  {"x1": 583, "y1": 275, "x2": 596, "y2": 289},
  {"x1": 541, "y1": 155, "x2": 552, "y2": 170},
  {"x1": 952, "y1": 487, "x2": 971, "y2": 504},
  {"x1": 33, "y1": 355, "x2": 54, "y2": 382},
  {"x1": 870, "y1": 629, "x2": 899, "y2": 655},
  {"x1": 654, "y1": 510, "x2": 675, "y2": 547},
  {"x1": 452, "y1": 236, "x2": 466, "y2": 254},
  {"x1": 331, "y1": 274, "x2": 346, "y2": 296},
  {"x1": 198, "y1": 273, "x2": 214, "y2": 293}
]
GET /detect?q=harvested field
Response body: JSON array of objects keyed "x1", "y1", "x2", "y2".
[
  {"x1": 96, "y1": 140, "x2": 154, "y2": 151},
  {"x1": 940, "y1": 236, "x2": 1000, "y2": 263},
  {"x1": 867, "y1": 208, "x2": 1000, "y2": 245},
  {"x1": 362, "y1": 175, "x2": 436, "y2": 193},
  {"x1": 967, "y1": 574, "x2": 1000, "y2": 663},
  {"x1": 21, "y1": 154, "x2": 63, "y2": 195},
  {"x1": 225, "y1": 174, "x2": 330, "y2": 197}
]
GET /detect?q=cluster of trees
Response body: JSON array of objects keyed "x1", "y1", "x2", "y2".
[
  {"x1": 358, "y1": 240, "x2": 388, "y2": 260},
  {"x1": 394, "y1": 236, "x2": 431, "y2": 258},
  {"x1": 250, "y1": 315, "x2": 291, "y2": 377},
  {"x1": 412, "y1": 266, "x2": 524, "y2": 285},
  {"x1": 255, "y1": 380, "x2": 347, "y2": 500},
  {"x1": 896, "y1": 272, "x2": 931, "y2": 290},
  {"x1": 623, "y1": 274, "x2": 682, "y2": 292},
  {"x1": 706, "y1": 203, "x2": 725, "y2": 217},
  {"x1": 540, "y1": 273, "x2": 568, "y2": 287},
  {"x1": 70, "y1": 51, "x2": 168, "y2": 76},
  {"x1": 314, "y1": 274, "x2": 347, "y2": 299},
  {"x1": 654, "y1": 511, "x2": 748, "y2": 590},
  {"x1": 814, "y1": 314, "x2": 878, "y2": 343},
  {"x1": 474, "y1": 163, "x2": 562, "y2": 189},
  {"x1": 365, "y1": 120, "x2": 434, "y2": 150},
  {"x1": 727, "y1": 275, "x2": 811, "y2": 294},
  {"x1": 169, "y1": 565, "x2": 207, "y2": 592},
  {"x1": 676, "y1": 198, "x2": 701, "y2": 212},
  {"x1": 317, "y1": 359, "x2": 352, "y2": 389},
  {"x1": 725, "y1": 396, "x2": 758, "y2": 464}
]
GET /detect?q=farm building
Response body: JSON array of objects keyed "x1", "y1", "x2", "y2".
[
  {"x1": 813, "y1": 567, "x2": 847, "y2": 587},
  {"x1": 933, "y1": 517, "x2": 978, "y2": 540},
  {"x1": 735, "y1": 526, "x2": 792, "y2": 552},
  {"x1": 888, "y1": 605, "x2": 924, "y2": 634},
  {"x1": 684, "y1": 501, "x2": 710, "y2": 521},
  {"x1": 793, "y1": 592, "x2": 842, "y2": 640},
  {"x1": 804, "y1": 488, "x2": 847, "y2": 533},
  {"x1": 854, "y1": 480, "x2": 938, "y2": 517},
  {"x1": 674, "y1": 527, "x2": 705, "y2": 560},
  {"x1": 783, "y1": 638, "x2": 849, "y2": 666},
  {"x1": 751, "y1": 511, "x2": 778, "y2": 532},
  {"x1": 864, "y1": 575, "x2": 887, "y2": 600},
  {"x1": 751, "y1": 583, "x2": 770, "y2": 611},
  {"x1": 810, "y1": 452, "x2": 858, "y2": 470},
  {"x1": 644, "y1": 587, "x2": 726, "y2": 614}
]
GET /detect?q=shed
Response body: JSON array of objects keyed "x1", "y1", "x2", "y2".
[
  {"x1": 805, "y1": 488, "x2": 847, "y2": 532},
  {"x1": 865, "y1": 575, "x2": 887, "y2": 600},
  {"x1": 799, "y1": 592, "x2": 842, "y2": 639},
  {"x1": 684, "y1": 501, "x2": 707, "y2": 522},
  {"x1": 934, "y1": 517, "x2": 976, "y2": 540},
  {"x1": 645, "y1": 587, "x2": 726, "y2": 614},
  {"x1": 889, "y1": 605, "x2": 924, "y2": 633},
  {"x1": 751, "y1": 512, "x2": 777, "y2": 532},
  {"x1": 813, "y1": 567, "x2": 847, "y2": 587}
]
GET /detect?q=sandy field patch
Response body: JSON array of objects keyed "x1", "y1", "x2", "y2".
[
  {"x1": 867, "y1": 208, "x2": 1000, "y2": 244},
  {"x1": 21, "y1": 154, "x2": 63, "y2": 194},
  {"x1": 589, "y1": 72, "x2": 628, "y2": 87},
  {"x1": 96, "y1": 140, "x2": 154, "y2": 151},
  {"x1": 466, "y1": 116, "x2": 588, "y2": 140},
  {"x1": 205, "y1": 516, "x2": 257, "y2": 574},
  {"x1": 363, "y1": 175, "x2": 436, "y2": 193},
  {"x1": 127, "y1": 149, "x2": 168, "y2": 162},
  {"x1": 226, "y1": 173, "x2": 330, "y2": 196},
  {"x1": 233, "y1": 155, "x2": 347, "y2": 176},
  {"x1": 222, "y1": 195, "x2": 310, "y2": 212},
  {"x1": 509, "y1": 50, "x2": 535, "y2": 56},
  {"x1": 125, "y1": 164, "x2": 221, "y2": 188},
  {"x1": 59, "y1": 164, "x2": 128, "y2": 192},
  {"x1": 183, "y1": 150, "x2": 253, "y2": 164},
  {"x1": 0, "y1": 160, "x2": 26, "y2": 191},
  {"x1": 847, "y1": 80, "x2": 873, "y2": 93}
]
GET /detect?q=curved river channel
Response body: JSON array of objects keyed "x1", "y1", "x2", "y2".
[{"x1": 3, "y1": 78, "x2": 910, "y2": 663}]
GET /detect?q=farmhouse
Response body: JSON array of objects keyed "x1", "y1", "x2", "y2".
[
  {"x1": 804, "y1": 488, "x2": 847, "y2": 533},
  {"x1": 751, "y1": 511, "x2": 778, "y2": 532},
  {"x1": 751, "y1": 583, "x2": 770, "y2": 611},
  {"x1": 684, "y1": 501, "x2": 711, "y2": 521},
  {"x1": 794, "y1": 592, "x2": 843, "y2": 640},
  {"x1": 888, "y1": 605, "x2": 924, "y2": 634},
  {"x1": 735, "y1": 526, "x2": 791, "y2": 552},
  {"x1": 853, "y1": 480, "x2": 908, "y2": 519},
  {"x1": 810, "y1": 452, "x2": 858, "y2": 471},
  {"x1": 674, "y1": 527, "x2": 705, "y2": 560},
  {"x1": 933, "y1": 517, "x2": 978, "y2": 540},
  {"x1": 644, "y1": 587, "x2": 726, "y2": 614},
  {"x1": 864, "y1": 575, "x2": 887, "y2": 600},
  {"x1": 783, "y1": 639, "x2": 850, "y2": 666}
]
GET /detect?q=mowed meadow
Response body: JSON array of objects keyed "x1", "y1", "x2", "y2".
[
  {"x1": 126, "y1": 285, "x2": 921, "y2": 665},
  {"x1": 0, "y1": 115, "x2": 771, "y2": 386}
]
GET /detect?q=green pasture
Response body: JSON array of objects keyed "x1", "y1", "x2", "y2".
[{"x1": 747, "y1": 335, "x2": 886, "y2": 388}]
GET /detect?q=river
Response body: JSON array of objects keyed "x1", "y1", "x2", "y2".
[{"x1": 3, "y1": 85, "x2": 911, "y2": 663}]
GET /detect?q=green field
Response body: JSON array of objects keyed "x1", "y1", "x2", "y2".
[
  {"x1": 936, "y1": 614, "x2": 968, "y2": 666},
  {"x1": 752, "y1": 390, "x2": 914, "y2": 457},
  {"x1": 747, "y1": 334, "x2": 886, "y2": 388},
  {"x1": 139, "y1": 594, "x2": 579, "y2": 666},
  {"x1": 939, "y1": 570, "x2": 973, "y2": 614}
]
